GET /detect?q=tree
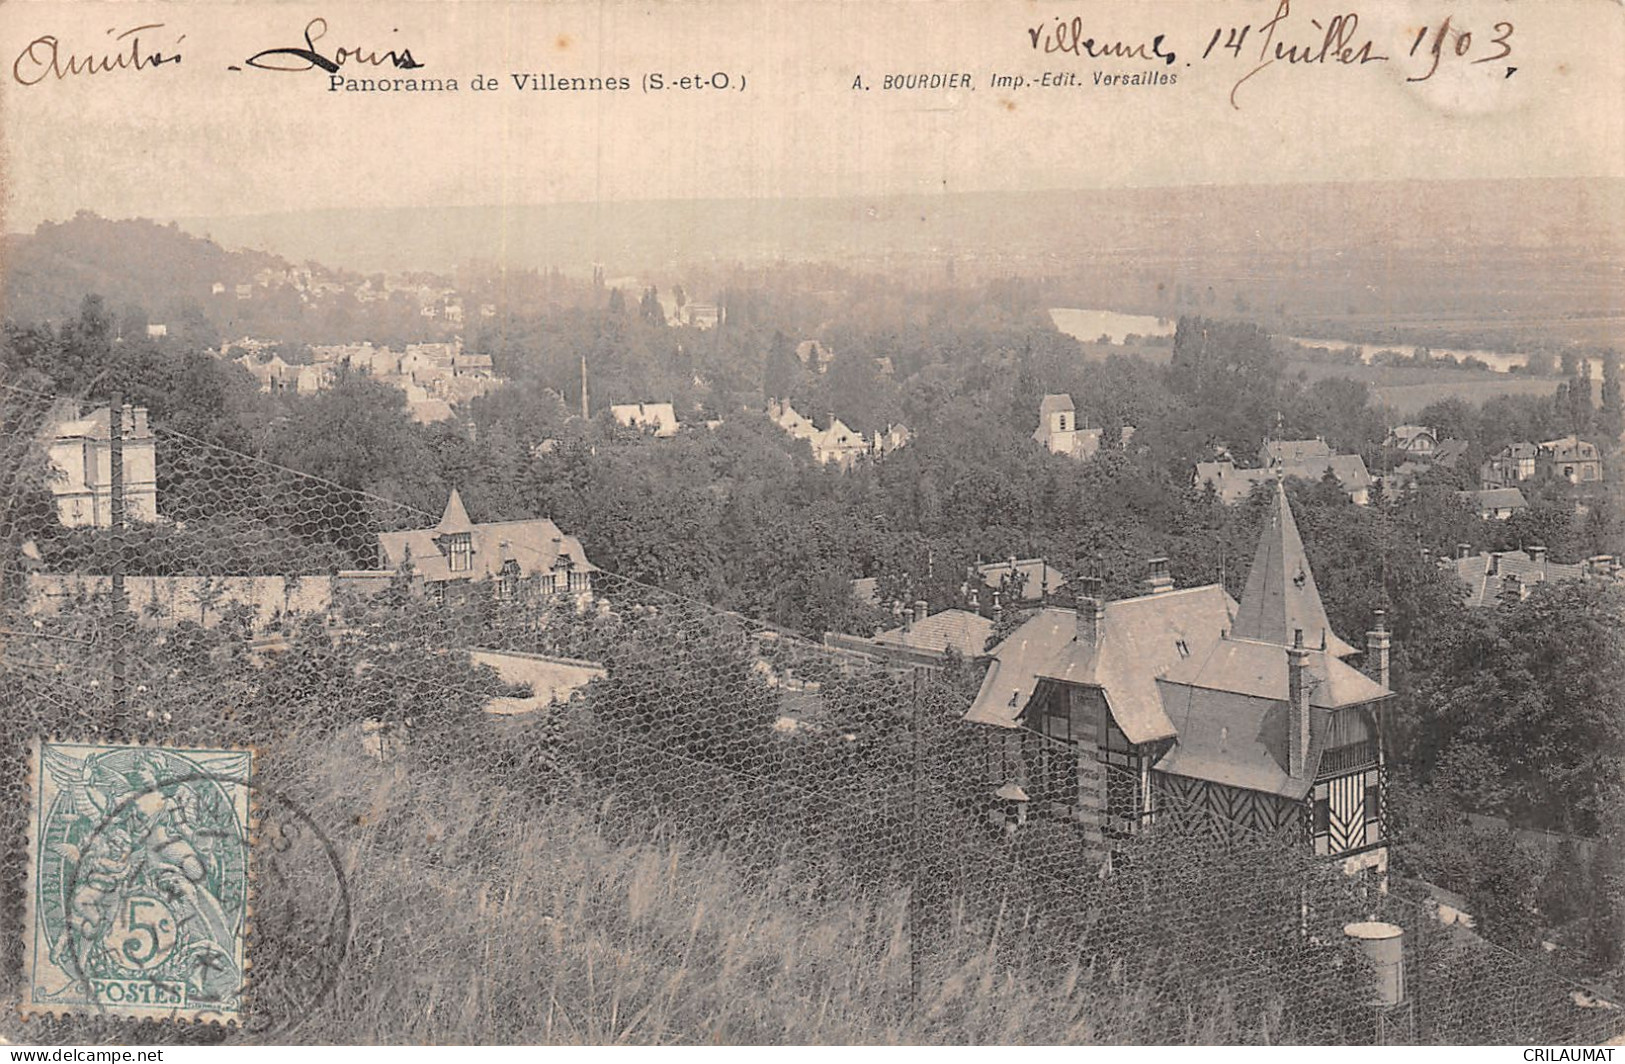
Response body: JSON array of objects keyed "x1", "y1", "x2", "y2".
[
  {"x1": 762, "y1": 330, "x2": 801, "y2": 401},
  {"x1": 639, "y1": 286, "x2": 665, "y2": 327},
  {"x1": 1408, "y1": 581, "x2": 1625, "y2": 836},
  {"x1": 1598, "y1": 350, "x2": 1623, "y2": 445}
]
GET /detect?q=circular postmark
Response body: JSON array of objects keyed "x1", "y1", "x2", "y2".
[
  {"x1": 232, "y1": 778, "x2": 352, "y2": 1043},
  {"x1": 42, "y1": 751, "x2": 350, "y2": 1041}
]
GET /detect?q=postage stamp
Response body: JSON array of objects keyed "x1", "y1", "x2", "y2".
[{"x1": 23, "y1": 741, "x2": 253, "y2": 1024}]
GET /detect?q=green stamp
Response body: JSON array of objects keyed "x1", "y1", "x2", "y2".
[{"x1": 24, "y1": 741, "x2": 252, "y2": 1024}]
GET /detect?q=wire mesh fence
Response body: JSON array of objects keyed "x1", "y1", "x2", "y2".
[{"x1": 0, "y1": 379, "x2": 1619, "y2": 1044}]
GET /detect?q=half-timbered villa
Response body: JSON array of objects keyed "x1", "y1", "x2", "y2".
[{"x1": 965, "y1": 480, "x2": 1392, "y2": 877}]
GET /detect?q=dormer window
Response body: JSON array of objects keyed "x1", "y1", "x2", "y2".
[{"x1": 448, "y1": 532, "x2": 473, "y2": 573}]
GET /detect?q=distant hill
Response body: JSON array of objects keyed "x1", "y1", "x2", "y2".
[
  {"x1": 147, "y1": 178, "x2": 1624, "y2": 331},
  {"x1": 0, "y1": 213, "x2": 465, "y2": 348},
  {"x1": 156, "y1": 175, "x2": 1619, "y2": 269},
  {"x1": 5, "y1": 180, "x2": 1622, "y2": 345},
  {"x1": 1, "y1": 212, "x2": 297, "y2": 325}
]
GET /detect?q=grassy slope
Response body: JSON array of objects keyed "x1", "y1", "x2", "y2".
[{"x1": 245, "y1": 739, "x2": 1278, "y2": 1044}]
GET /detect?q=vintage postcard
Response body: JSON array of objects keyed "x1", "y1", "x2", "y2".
[{"x1": 0, "y1": 0, "x2": 1621, "y2": 1048}]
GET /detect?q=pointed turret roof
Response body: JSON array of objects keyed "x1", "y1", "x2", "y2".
[
  {"x1": 1231, "y1": 480, "x2": 1357, "y2": 657},
  {"x1": 435, "y1": 488, "x2": 476, "y2": 536}
]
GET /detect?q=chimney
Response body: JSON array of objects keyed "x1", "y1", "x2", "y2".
[
  {"x1": 1365, "y1": 610, "x2": 1391, "y2": 690},
  {"x1": 1145, "y1": 557, "x2": 1174, "y2": 595},
  {"x1": 1488, "y1": 551, "x2": 1502, "y2": 576},
  {"x1": 1288, "y1": 628, "x2": 1311, "y2": 779},
  {"x1": 1075, "y1": 595, "x2": 1106, "y2": 649},
  {"x1": 913, "y1": 599, "x2": 928, "y2": 624},
  {"x1": 1457, "y1": 543, "x2": 1471, "y2": 561},
  {"x1": 1529, "y1": 544, "x2": 1547, "y2": 566}
]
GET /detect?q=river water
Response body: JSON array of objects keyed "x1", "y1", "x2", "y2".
[{"x1": 1048, "y1": 308, "x2": 1599, "y2": 381}]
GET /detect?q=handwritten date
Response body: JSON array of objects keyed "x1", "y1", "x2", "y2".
[{"x1": 1028, "y1": 1, "x2": 1517, "y2": 109}]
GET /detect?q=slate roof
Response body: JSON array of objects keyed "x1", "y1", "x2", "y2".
[
  {"x1": 1458, "y1": 488, "x2": 1529, "y2": 515},
  {"x1": 48, "y1": 402, "x2": 151, "y2": 441},
  {"x1": 1195, "y1": 455, "x2": 1371, "y2": 504},
  {"x1": 872, "y1": 609, "x2": 994, "y2": 659},
  {"x1": 1159, "y1": 635, "x2": 1387, "y2": 709},
  {"x1": 820, "y1": 416, "x2": 863, "y2": 448},
  {"x1": 611, "y1": 402, "x2": 681, "y2": 437},
  {"x1": 769, "y1": 400, "x2": 819, "y2": 439},
  {"x1": 378, "y1": 492, "x2": 597, "y2": 584},
  {"x1": 1539, "y1": 435, "x2": 1601, "y2": 462},
  {"x1": 1231, "y1": 481, "x2": 1358, "y2": 657},
  {"x1": 1434, "y1": 439, "x2": 1469, "y2": 466},
  {"x1": 1153, "y1": 686, "x2": 1309, "y2": 797},
  {"x1": 965, "y1": 586, "x2": 1237, "y2": 743},
  {"x1": 849, "y1": 577, "x2": 881, "y2": 606},
  {"x1": 1447, "y1": 549, "x2": 1587, "y2": 608},
  {"x1": 974, "y1": 558, "x2": 1067, "y2": 601},
  {"x1": 966, "y1": 485, "x2": 1390, "y2": 797},
  {"x1": 795, "y1": 340, "x2": 836, "y2": 366},
  {"x1": 1194, "y1": 461, "x2": 1272, "y2": 504},
  {"x1": 409, "y1": 399, "x2": 454, "y2": 424},
  {"x1": 1385, "y1": 461, "x2": 1429, "y2": 490},
  {"x1": 1323, "y1": 454, "x2": 1375, "y2": 490},
  {"x1": 436, "y1": 488, "x2": 476, "y2": 534},
  {"x1": 1038, "y1": 393, "x2": 1075, "y2": 417},
  {"x1": 1389, "y1": 425, "x2": 1437, "y2": 447},
  {"x1": 1261, "y1": 438, "x2": 1333, "y2": 464}
]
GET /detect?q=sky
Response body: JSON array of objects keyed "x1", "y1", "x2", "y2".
[{"x1": 2, "y1": 0, "x2": 1622, "y2": 232}]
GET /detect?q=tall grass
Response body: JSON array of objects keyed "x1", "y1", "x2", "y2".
[{"x1": 247, "y1": 738, "x2": 1287, "y2": 1044}]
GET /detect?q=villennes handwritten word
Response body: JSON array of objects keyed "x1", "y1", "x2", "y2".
[{"x1": 1028, "y1": 19, "x2": 1177, "y2": 65}]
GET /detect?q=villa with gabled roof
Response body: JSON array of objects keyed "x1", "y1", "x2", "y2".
[
  {"x1": 377, "y1": 489, "x2": 598, "y2": 603},
  {"x1": 965, "y1": 480, "x2": 1392, "y2": 874}
]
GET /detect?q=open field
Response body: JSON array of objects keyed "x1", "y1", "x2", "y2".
[
  {"x1": 1285, "y1": 360, "x2": 1566, "y2": 416},
  {"x1": 1287, "y1": 313, "x2": 1625, "y2": 355}
]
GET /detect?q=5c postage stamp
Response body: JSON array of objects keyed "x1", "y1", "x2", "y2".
[{"x1": 23, "y1": 741, "x2": 253, "y2": 1024}]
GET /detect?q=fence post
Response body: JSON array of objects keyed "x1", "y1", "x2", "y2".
[
  {"x1": 109, "y1": 393, "x2": 128, "y2": 727},
  {"x1": 1413, "y1": 905, "x2": 1427, "y2": 1043},
  {"x1": 909, "y1": 664, "x2": 923, "y2": 1016}
]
